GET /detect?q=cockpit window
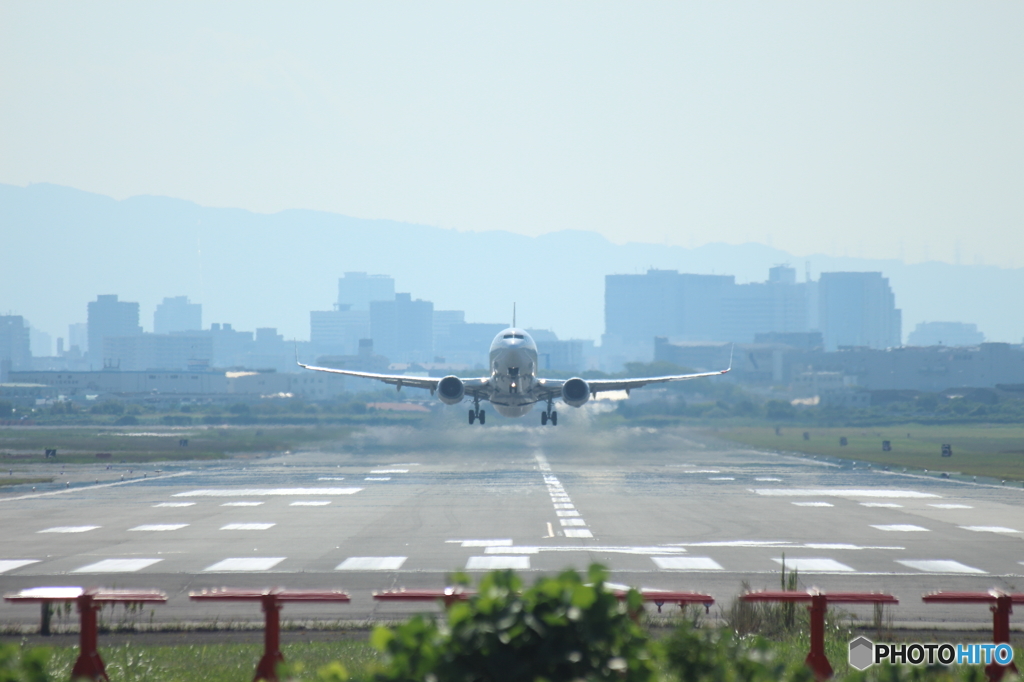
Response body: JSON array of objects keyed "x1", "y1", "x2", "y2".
[{"x1": 503, "y1": 333, "x2": 525, "y2": 339}]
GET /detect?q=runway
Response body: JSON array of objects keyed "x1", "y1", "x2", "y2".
[{"x1": 1, "y1": 426, "x2": 1022, "y2": 628}]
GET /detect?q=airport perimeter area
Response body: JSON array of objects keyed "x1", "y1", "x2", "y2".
[{"x1": 1, "y1": 425, "x2": 1022, "y2": 631}]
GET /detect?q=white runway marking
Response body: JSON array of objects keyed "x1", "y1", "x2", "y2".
[
  {"x1": 38, "y1": 526, "x2": 99, "y2": 534},
  {"x1": 560, "y1": 519, "x2": 587, "y2": 527},
  {"x1": 364, "y1": 477, "x2": 391, "y2": 481},
  {"x1": 554, "y1": 504, "x2": 575, "y2": 509},
  {"x1": 466, "y1": 556, "x2": 530, "y2": 570},
  {"x1": 872, "y1": 524, "x2": 929, "y2": 532},
  {"x1": 804, "y1": 543, "x2": 861, "y2": 550},
  {"x1": 129, "y1": 524, "x2": 188, "y2": 531},
  {"x1": 455, "y1": 539, "x2": 513, "y2": 547},
  {"x1": 318, "y1": 477, "x2": 346, "y2": 481},
  {"x1": 709, "y1": 477, "x2": 735, "y2": 481},
  {"x1": 563, "y1": 529, "x2": 594, "y2": 538},
  {"x1": 861, "y1": 502, "x2": 902, "y2": 508},
  {"x1": 484, "y1": 546, "x2": 539, "y2": 554},
  {"x1": 336, "y1": 556, "x2": 407, "y2": 570},
  {"x1": 930, "y1": 504, "x2": 972, "y2": 509},
  {"x1": 175, "y1": 488, "x2": 362, "y2": 497},
  {"x1": 154, "y1": 502, "x2": 195, "y2": 508},
  {"x1": 205, "y1": 557, "x2": 285, "y2": 572},
  {"x1": 755, "y1": 489, "x2": 939, "y2": 498},
  {"x1": 0, "y1": 471, "x2": 193, "y2": 502},
  {"x1": 755, "y1": 477, "x2": 782, "y2": 482},
  {"x1": 370, "y1": 469, "x2": 408, "y2": 474},
  {"x1": 74, "y1": 559, "x2": 162, "y2": 573},
  {"x1": 221, "y1": 501, "x2": 263, "y2": 507},
  {"x1": 792, "y1": 502, "x2": 834, "y2": 507},
  {"x1": 0, "y1": 560, "x2": 38, "y2": 574},
  {"x1": 897, "y1": 560, "x2": 986, "y2": 574},
  {"x1": 556, "y1": 510, "x2": 581, "y2": 517},
  {"x1": 773, "y1": 558, "x2": 855, "y2": 572},
  {"x1": 290, "y1": 500, "x2": 331, "y2": 506},
  {"x1": 220, "y1": 523, "x2": 275, "y2": 530},
  {"x1": 678, "y1": 470, "x2": 720, "y2": 474},
  {"x1": 960, "y1": 526, "x2": 1020, "y2": 534},
  {"x1": 653, "y1": 557, "x2": 723, "y2": 570}
]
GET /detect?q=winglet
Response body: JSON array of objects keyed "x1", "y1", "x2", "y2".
[
  {"x1": 294, "y1": 342, "x2": 301, "y2": 368},
  {"x1": 725, "y1": 344, "x2": 734, "y2": 374}
]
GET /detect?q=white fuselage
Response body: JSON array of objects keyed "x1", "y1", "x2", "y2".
[{"x1": 486, "y1": 328, "x2": 540, "y2": 417}]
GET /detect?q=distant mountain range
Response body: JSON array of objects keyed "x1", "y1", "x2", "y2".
[{"x1": 2, "y1": 182, "x2": 1022, "y2": 345}]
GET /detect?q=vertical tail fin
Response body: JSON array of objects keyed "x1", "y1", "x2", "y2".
[{"x1": 513, "y1": 303, "x2": 516, "y2": 328}]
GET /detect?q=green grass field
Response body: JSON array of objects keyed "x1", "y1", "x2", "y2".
[
  {"x1": 714, "y1": 424, "x2": 1024, "y2": 481},
  {"x1": 0, "y1": 425, "x2": 352, "y2": 464}
]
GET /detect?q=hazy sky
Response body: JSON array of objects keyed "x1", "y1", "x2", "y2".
[{"x1": 2, "y1": 3, "x2": 1022, "y2": 266}]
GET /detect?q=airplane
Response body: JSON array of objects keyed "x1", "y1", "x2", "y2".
[{"x1": 299, "y1": 317, "x2": 732, "y2": 425}]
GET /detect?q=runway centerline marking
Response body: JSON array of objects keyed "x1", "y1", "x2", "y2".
[
  {"x1": 290, "y1": 501, "x2": 331, "y2": 506},
  {"x1": 220, "y1": 523, "x2": 275, "y2": 531},
  {"x1": 204, "y1": 557, "x2": 285, "y2": 572},
  {"x1": 0, "y1": 560, "x2": 38, "y2": 574},
  {"x1": 175, "y1": 488, "x2": 362, "y2": 497},
  {"x1": 38, "y1": 526, "x2": 99, "y2": 534},
  {"x1": 221, "y1": 501, "x2": 263, "y2": 507},
  {"x1": 897, "y1": 559, "x2": 986, "y2": 574},
  {"x1": 336, "y1": 556, "x2": 407, "y2": 570},
  {"x1": 861, "y1": 502, "x2": 903, "y2": 508},
  {"x1": 792, "y1": 502, "x2": 834, "y2": 507},
  {"x1": 154, "y1": 502, "x2": 195, "y2": 508},
  {"x1": 536, "y1": 452, "x2": 592, "y2": 539},
  {"x1": 74, "y1": 559, "x2": 162, "y2": 573}
]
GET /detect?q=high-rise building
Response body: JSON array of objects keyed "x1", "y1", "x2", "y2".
[
  {"x1": 309, "y1": 307, "x2": 371, "y2": 356},
  {"x1": 818, "y1": 272, "x2": 901, "y2": 351},
  {"x1": 370, "y1": 293, "x2": 433, "y2": 362},
  {"x1": 154, "y1": 296, "x2": 202, "y2": 334},
  {"x1": 68, "y1": 323, "x2": 88, "y2": 354},
  {"x1": 338, "y1": 272, "x2": 395, "y2": 310},
  {"x1": 87, "y1": 295, "x2": 142, "y2": 366},
  {"x1": 0, "y1": 315, "x2": 31, "y2": 372}
]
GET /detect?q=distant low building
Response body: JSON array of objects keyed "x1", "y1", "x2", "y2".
[{"x1": 907, "y1": 321, "x2": 985, "y2": 347}]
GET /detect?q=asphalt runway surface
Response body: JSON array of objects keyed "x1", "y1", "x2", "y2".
[{"x1": 2, "y1": 425, "x2": 1022, "y2": 630}]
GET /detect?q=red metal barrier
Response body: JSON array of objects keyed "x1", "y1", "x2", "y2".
[
  {"x1": 615, "y1": 589, "x2": 715, "y2": 614},
  {"x1": 743, "y1": 589, "x2": 898, "y2": 680},
  {"x1": 190, "y1": 587, "x2": 350, "y2": 682},
  {"x1": 373, "y1": 587, "x2": 474, "y2": 607},
  {"x1": 922, "y1": 590, "x2": 1024, "y2": 681},
  {"x1": 4, "y1": 586, "x2": 167, "y2": 681}
]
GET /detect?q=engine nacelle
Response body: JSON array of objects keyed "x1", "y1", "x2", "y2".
[
  {"x1": 436, "y1": 375, "x2": 465, "y2": 405},
  {"x1": 561, "y1": 378, "x2": 590, "y2": 408}
]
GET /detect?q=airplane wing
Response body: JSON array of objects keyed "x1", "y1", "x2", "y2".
[
  {"x1": 535, "y1": 347, "x2": 732, "y2": 399},
  {"x1": 298, "y1": 362, "x2": 490, "y2": 396}
]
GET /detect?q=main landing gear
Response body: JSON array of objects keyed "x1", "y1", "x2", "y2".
[
  {"x1": 540, "y1": 399, "x2": 557, "y2": 426},
  {"x1": 468, "y1": 398, "x2": 485, "y2": 425}
]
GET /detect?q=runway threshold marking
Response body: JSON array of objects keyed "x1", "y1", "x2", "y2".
[
  {"x1": 959, "y1": 526, "x2": 1020, "y2": 534},
  {"x1": 175, "y1": 487, "x2": 362, "y2": 497},
  {"x1": 652, "y1": 557, "x2": 723, "y2": 571},
  {"x1": 74, "y1": 558, "x2": 162, "y2": 573},
  {"x1": 466, "y1": 556, "x2": 530, "y2": 570},
  {"x1": 38, "y1": 526, "x2": 99, "y2": 534},
  {"x1": 204, "y1": 557, "x2": 285, "y2": 572},
  {"x1": 220, "y1": 523, "x2": 275, "y2": 530},
  {"x1": 896, "y1": 559, "x2": 986, "y2": 574},
  {"x1": 336, "y1": 556, "x2": 407, "y2": 570},
  {"x1": 871, "y1": 524, "x2": 930, "y2": 532},
  {"x1": 772, "y1": 558, "x2": 855, "y2": 573},
  {"x1": 129, "y1": 524, "x2": 188, "y2": 531},
  {"x1": 754, "y1": 488, "x2": 940, "y2": 499},
  {"x1": 0, "y1": 560, "x2": 38, "y2": 574}
]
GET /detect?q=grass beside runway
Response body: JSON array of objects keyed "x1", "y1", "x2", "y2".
[
  {"x1": 0, "y1": 425, "x2": 353, "y2": 464},
  {"x1": 711, "y1": 424, "x2": 1024, "y2": 482}
]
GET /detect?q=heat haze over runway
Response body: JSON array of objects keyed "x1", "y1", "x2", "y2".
[{"x1": 1, "y1": 427, "x2": 1021, "y2": 626}]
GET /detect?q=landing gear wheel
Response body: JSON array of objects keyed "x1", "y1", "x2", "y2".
[
  {"x1": 550, "y1": 411, "x2": 557, "y2": 426},
  {"x1": 541, "y1": 412, "x2": 548, "y2": 426},
  {"x1": 478, "y1": 410, "x2": 486, "y2": 425},
  {"x1": 468, "y1": 410, "x2": 475, "y2": 425}
]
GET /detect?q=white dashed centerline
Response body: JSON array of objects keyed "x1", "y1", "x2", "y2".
[{"x1": 536, "y1": 453, "x2": 594, "y2": 539}]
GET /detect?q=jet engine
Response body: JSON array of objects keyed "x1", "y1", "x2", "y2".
[
  {"x1": 561, "y1": 378, "x2": 590, "y2": 407},
  {"x1": 436, "y1": 375, "x2": 466, "y2": 405}
]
